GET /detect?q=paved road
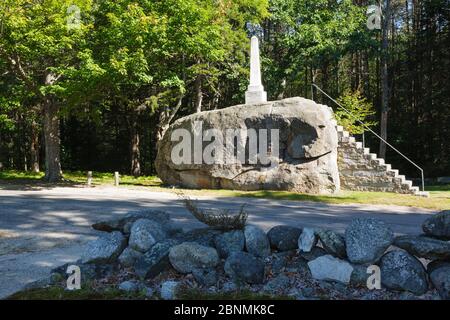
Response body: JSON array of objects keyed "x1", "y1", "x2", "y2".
[{"x1": 0, "y1": 186, "x2": 437, "y2": 298}]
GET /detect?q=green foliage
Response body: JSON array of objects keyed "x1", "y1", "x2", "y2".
[{"x1": 335, "y1": 90, "x2": 377, "y2": 135}]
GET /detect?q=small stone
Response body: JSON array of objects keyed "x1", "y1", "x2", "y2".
[
  {"x1": 316, "y1": 229, "x2": 347, "y2": 258},
  {"x1": 422, "y1": 210, "x2": 450, "y2": 240},
  {"x1": 429, "y1": 265, "x2": 450, "y2": 300},
  {"x1": 160, "y1": 280, "x2": 180, "y2": 300},
  {"x1": 267, "y1": 225, "x2": 302, "y2": 251},
  {"x1": 394, "y1": 235, "x2": 450, "y2": 260},
  {"x1": 307, "y1": 254, "x2": 354, "y2": 284},
  {"x1": 118, "y1": 280, "x2": 141, "y2": 292},
  {"x1": 192, "y1": 268, "x2": 218, "y2": 287},
  {"x1": 169, "y1": 242, "x2": 219, "y2": 274},
  {"x1": 244, "y1": 225, "x2": 271, "y2": 258},
  {"x1": 345, "y1": 218, "x2": 394, "y2": 264},
  {"x1": 81, "y1": 231, "x2": 126, "y2": 264},
  {"x1": 299, "y1": 247, "x2": 328, "y2": 261},
  {"x1": 298, "y1": 228, "x2": 317, "y2": 253},
  {"x1": 214, "y1": 230, "x2": 245, "y2": 258},
  {"x1": 129, "y1": 219, "x2": 166, "y2": 253},
  {"x1": 263, "y1": 273, "x2": 290, "y2": 295},
  {"x1": 134, "y1": 239, "x2": 178, "y2": 279},
  {"x1": 118, "y1": 247, "x2": 143, "y2": 267},
  {"x1": 224, "y1": 251, "x2": 265, "y2": 284},
  {"x1": 380, "y1": 250, "x2": 429, "y2": 296}
]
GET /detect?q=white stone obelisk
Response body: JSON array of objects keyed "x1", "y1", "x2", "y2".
[{"x1": 245, "y1": 36, "x2": 267, "y2": 104}]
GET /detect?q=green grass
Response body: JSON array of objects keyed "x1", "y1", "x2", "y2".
[
  {"x1": 0, "y1": 170, "x2": 449, "y2": 210},
  {"x1": 7, "y1": 284, "x2": 148, "y2": 300}
]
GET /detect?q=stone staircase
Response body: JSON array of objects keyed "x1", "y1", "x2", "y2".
[{"x1": 336, "y1": 125, "x2": 429, "y2": 197}]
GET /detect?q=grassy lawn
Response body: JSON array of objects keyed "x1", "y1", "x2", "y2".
[
  {"x1": 7, "y1": 284, "x2": 289, "y2": 300},
  {"x1": 0, "y1": 170, "x2": 449, "y2": 210}
]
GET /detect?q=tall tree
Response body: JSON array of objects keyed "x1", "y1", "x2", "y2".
[{"x1": 0, "y1": 0, "x2": 94, "y2": 181}]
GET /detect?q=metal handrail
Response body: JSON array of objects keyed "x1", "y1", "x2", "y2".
[{"x1": 312, "y1": 83, "x2": 425, "y2": 192}]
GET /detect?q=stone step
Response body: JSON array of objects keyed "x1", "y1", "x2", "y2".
[
  {"x1": 388, "y1": 169, "x2": 399, "y2": 177},
  {"x1": 410, "y1": 186, "x2": 420, "y2": 193},
  {"x1": 348, "y1": 136, "x2": 356, "y2": 143},
  {"x1": 363, "y1": 148, "x2": 370, "y2": 155},
  {"x1": 336, "y1": 125, "x2": 344, "y2": 132},
  {"x1": 375, "y1": 158, "x2": 385, "y2": 165},
  {"x1": 397, "y1": 174, "x2": 406, "y2": 183},
  {"x1": 342, "y1": 131, "x2": 349, "y2": 138},
  {"x1": 355, "y1": 142, "x2": 363, "y2": 149},
  {"x1": 402, "y1": 180, "x2": 413, "y2": 188}
]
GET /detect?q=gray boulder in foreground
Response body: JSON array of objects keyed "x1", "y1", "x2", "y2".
[
  {"x1": 307, "y1": 255, "x2": 354, "y2": 284},
  {"x1": 81, "y1": 231, "x2": 126, "y2": 264},
  {"x1": 224, "y1": 251, "x2": 265, "y2": 284},
  {"x1": 244, "y1": 225, "x2": 271, "y2": 258},
  {"x1": 422, "y1": 210, "x2": 450, "y2": 240},
  {"x1": 129, "y1": 219, "x2": 167, "y2": 253},
  {"x1": 214, "y1": 230, "x2": 245, "y2": 258},
  {"x1": 316, "y1": 229, "x2": 347, "y2": 258},
  {"x1": 429, "y1": 265, "x2": 450, "y2": 300},
  {"x1": 169, "y1": 242, "x2": 219, "y2": 274},
  {"x1": 134, "y1": 239, "x2": 178, "y2": 279},
  {"x1": 92, "y1": 210, "x2": 170, "y2": 233},
  {"x1": 155, "y1": 97, "x2": 340, "y2": 194},
  {"x1": 380, "y1": 250, "x2": 429, "y2": 296},
  {"x1": 118, "y1": 247, "x2": 143, "y2": 267},
  {"x1": 394, "y1": 235, "x2": 450, "y2": 260},
  {"x1": 345, "y1": 218, "x2": 394, "y2": 264}
]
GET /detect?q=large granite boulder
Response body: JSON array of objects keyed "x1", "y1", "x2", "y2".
[
  {"x1": 422, "y1": 210, "x2": 450, "y2": 240},
  {"x1": 345, "y1": 218, "x2": 394, "y2": 264},
  {"x1": 394, "y1": 235, "x2": 450, "y2": 260},
  {"x1": 156, "y1": 97, "x2": 340, "y2": 194}
]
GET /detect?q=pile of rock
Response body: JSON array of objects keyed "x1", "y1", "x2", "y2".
[{"x1": 46, "y1": 209, "x2": 449, "y2": 300}]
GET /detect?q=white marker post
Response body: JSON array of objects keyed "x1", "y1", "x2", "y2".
[
  {"x1": 87, "y1": 171, "x2": 92, "y2": 187},
  {"x1": 114, "y1": 171, "x2": 120, "y2": 186},
  {"x1": 245, "y1": 36, "x2": 267, "y2": 105}
]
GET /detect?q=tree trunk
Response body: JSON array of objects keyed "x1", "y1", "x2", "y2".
[
  {"x1": 43, "y1": 98, "x2": 62, "y2": 182},
  {"x1": 130, "y1": 117, "x2": 141, "y2": 177},
  {"x1": 379, "y1": 0, "x2": 390, "y2": 159},
  {"x1": 194, "y1": 75, "x2": 203, "y2": 113},
  {"x1": 30, "y1": 119, "x2": 40, "y2": 173}
]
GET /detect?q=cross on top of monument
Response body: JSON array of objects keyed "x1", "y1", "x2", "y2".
[{"x1": 245, "y1": 34, "x2": 267, "y2": 105}]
